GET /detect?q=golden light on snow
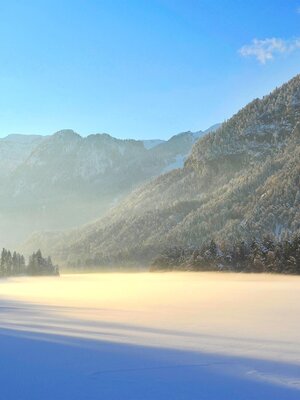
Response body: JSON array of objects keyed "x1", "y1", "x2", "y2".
[{"x1": 1, "y1": 272, "x2": 300, "y2": 364}]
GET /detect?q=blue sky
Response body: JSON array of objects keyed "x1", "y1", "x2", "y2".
[{"x1": 0, "y1": 0, "x2": 299, "y2": 140}]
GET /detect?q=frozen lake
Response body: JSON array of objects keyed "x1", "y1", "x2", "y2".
[{"x1": 1, "y1": 272, "x2": 300, "y2": 399}]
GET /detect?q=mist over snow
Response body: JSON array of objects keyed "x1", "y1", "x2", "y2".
[{"x1": 1, "y1": 273, "x2": 300, "y2": 399}]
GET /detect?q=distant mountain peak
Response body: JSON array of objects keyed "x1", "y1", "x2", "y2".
[
  {"x1": 86, "y1": 132, "x2": 116, "y2": 142},
  {"x1": 53, "y1": 129, "x2": 81, "y2": 139}
]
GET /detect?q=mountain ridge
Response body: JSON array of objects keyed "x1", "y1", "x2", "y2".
[
  {"x1": 1, "y1": 124, "x2": 219, "y2": 248},
  {"x1": 32, "y1": 74, "x2": 300, "y2": 267}
]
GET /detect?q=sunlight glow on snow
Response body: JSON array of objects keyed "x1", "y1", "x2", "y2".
[{"x1": 1, "y1": 272, "x2": 300, "y2": 364}]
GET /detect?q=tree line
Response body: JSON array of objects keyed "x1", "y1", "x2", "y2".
[
  {"x1": 0, "y1": 249, "x2": 59, "y2": 277},
  {"x1": 151, "y1": 235, "x2": 300, "y2": 274}
]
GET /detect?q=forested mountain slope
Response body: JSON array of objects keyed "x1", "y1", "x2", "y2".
[
  {"x1": 34, "y1": 74, "x2": 300, "y2": 267},
  {"x1": 1, "y1": 127, "x2": 215, "y2": 247}
]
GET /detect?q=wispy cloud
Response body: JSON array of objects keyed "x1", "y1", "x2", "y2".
[
  {"x1": 297, "y1": 6, "x2": 300, "y2": 14},
  {"x1": 239, "y1": 37, "x2": 300, "y2": 64}
]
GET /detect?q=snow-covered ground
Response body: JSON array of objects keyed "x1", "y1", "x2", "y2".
[{"x1": 0, "y1": 272, "x2": 300, "y2": 399}]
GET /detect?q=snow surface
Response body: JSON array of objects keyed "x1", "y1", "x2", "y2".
[{"x1": 0, "y1": 272, "x2": 300, "y2": 399}]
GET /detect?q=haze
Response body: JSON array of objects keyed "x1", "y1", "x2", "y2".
[
  {"x1": 1, "y1": 273, "x2": 300, "y2": 399},
  {"x1": 1, "y1": 2, "x2": 300, "y2": 399},
  {"x1": 1, "y1": 273, "x2": 300, "y2": 363}
]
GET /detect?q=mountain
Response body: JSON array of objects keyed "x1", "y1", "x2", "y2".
[
  {"x1": 202, "y1": 123, "x2": 222, "y2": 134},
  {"x1": 0, "y1": 134, "x2": 45, "y2": 178},
  {"x1": 142, "y1": 139, "x2": 165, "y2": 149},
  {"x1": 0, "y1": 125, "x2": 218, "y2": 247},
  {"x1": 34, "y1": 74, "x2": 300, "y2": 267}
]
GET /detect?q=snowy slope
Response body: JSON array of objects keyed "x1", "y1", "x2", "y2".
[{"x1": 0, "y1": 272, "x2": 300, "y2": 400}]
